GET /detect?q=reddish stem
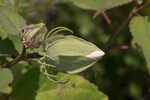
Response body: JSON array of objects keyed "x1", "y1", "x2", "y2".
[
  {"x1": 101, "y1": 11, "x2": 115, "y2": 32},
  {"x1": 109, "y1": 45, "x2": 131, "y2": 52}
]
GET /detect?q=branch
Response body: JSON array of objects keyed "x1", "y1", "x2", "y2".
[
  {"x1": 3, "y1": 47, "x2": 26, "y2": 68},
  {"x1": 108, "y1": 45, "x2": 131, "y2": 52},
  {"x1": 103, "y1": 7, "x2": 135, "y2": 52},
  {"x1": 2, "y1": 48, "x2": 42, "y2": 68}
]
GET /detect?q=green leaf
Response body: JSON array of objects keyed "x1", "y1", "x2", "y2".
[
  {"x1": 12, "y1": 67, "x2": 43, "y2": 100},
  {"x1": 0, "y1": 38, "x2": 18, "y2": 55},
  {"x1": 129, "y1": 16, "x2": 150, "y2": 74},
  {"x1": 0, "y1": 7, "x2": 26, "y2": 54},
  {"x1": 0, "y1": 68, "x2": 13, "y2": 94},
  {"x1": 56, "y1": 0, "x2": 140, "y2": 11},
  {"x1": 36, "y1": 73, "x2": 108, "y2": 100},
  {"x1": 12, "y1": 67, "x2": 108, "y2": 100},
  {"x1": 11, "y1": 61, "x2": 32, "y2": 83},
  {"x1": 46, "y1": 35, "x2": 105, "y2": 74}
]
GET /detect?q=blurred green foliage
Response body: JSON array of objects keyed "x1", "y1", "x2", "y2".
[{"x1": 0, "y1": 0, "x2": 150, "y2": 100}]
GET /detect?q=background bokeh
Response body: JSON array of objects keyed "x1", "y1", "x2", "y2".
[{"x1": 1, "y1": 0, "x2": 150, "y2": 100}]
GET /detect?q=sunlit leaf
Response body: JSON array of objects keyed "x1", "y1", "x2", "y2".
[
  {"x1": 0, "y1": 7, "x2": 26, "y2": 54},
  {"x1": 130, "y1": 16, "x2": 150, "y2": 74},
  {"x1": 0, "y1": 68, "x2": 13, "y2": 94},
  {"x1": 36, "y1": 73, "x2": 108, "y2": 100},
  {"x1": 12, "y1": 67, "x2": 108, "y2": 100},
  {"x1": 56, "y1": 0, "x2": 142, "y2": 11}
]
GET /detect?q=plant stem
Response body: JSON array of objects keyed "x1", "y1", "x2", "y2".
[
  {"x1": 103, "y1": 7, "x2": 135, "y2": 52},
  {"x1": 3, "y1": 47, "x2": 26, "y2": 68},
  {"x1": 108, "y1": 45, "x2": 131, "y2": 52}
]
